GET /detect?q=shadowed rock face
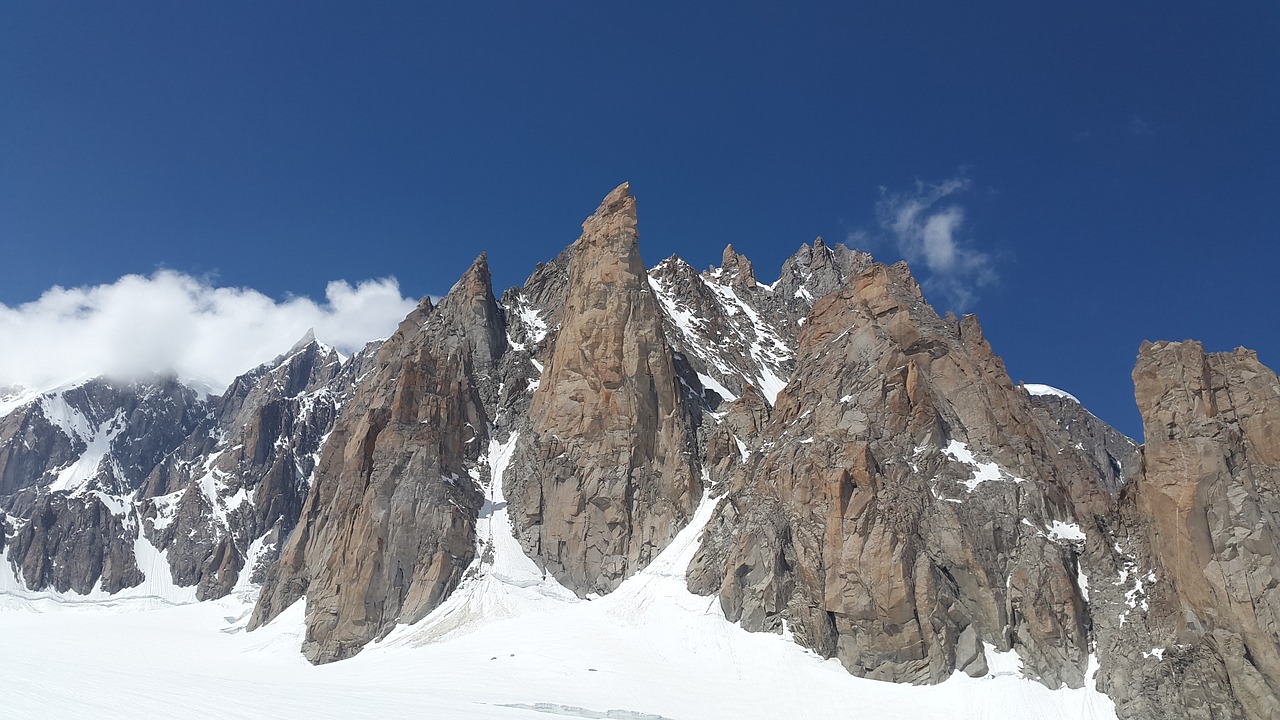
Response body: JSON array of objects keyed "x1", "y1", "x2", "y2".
[
  {"x1": 1129, "y1": 341, "x2": 1280, "y2": 720},
  {"x1": 139, "y1": 334, "x2": 362, "y2": 600},
  {"x1": 1025, "y1": 388, "x2": 1140, "y2": 496},
  {"x1": 249, "y1": 255, "x2": 501, "y2": 664},
  {"x1": 0, "y1": 378, "x2": 209, "y2": 511},
  {"x1": 505, "y1": 183, "x2": 701, "y2": 596},
  {"x1": 8, "y1": 492, "x2": 143, "y2": 593},
  {"x1": 0, "y1": 378, "x2": 210, "y2": 593}
]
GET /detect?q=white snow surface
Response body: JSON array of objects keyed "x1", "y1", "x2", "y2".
[
  {"x1": 516, "y1": 304, "x2": 549, "y2": 344},
  {"x1": 1023, "y1": 383, "x2": 1080, "y2": 404},
  {"x1": 0, "y1": 437, "x2": 1119, "y2": 719},
  {"x1": 696, "y1": 372, "x2": 737, "y2": 402},
  {"x1": 44, "y1": 399, "x2": 127, "y2": 493},
  {"x1": 943, "y1": 440, "x2": 1027, "y2": 493},
  {"x1": 0, "y1": 385, "x2": 40, "y2": 416},
  {"x1": 1046, "y1": 520, "x2": 1087, "y2": 542}
]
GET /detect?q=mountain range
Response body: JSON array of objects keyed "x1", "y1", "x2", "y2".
[{"x1": 2, "y1": 183, "x2": 1277, "y2": 720}]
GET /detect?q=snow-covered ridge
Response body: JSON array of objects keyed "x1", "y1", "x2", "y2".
[{"x1": 1023, "y1": 383, "x2": 1080, "y2": 404}]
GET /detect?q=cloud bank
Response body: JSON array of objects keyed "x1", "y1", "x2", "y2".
[
  {"x1": 0, "y1": 271, "x2": 419, "y2": 393},
  {"x1": 861, "y1": 176, "x2": 996, "y2": 311}
]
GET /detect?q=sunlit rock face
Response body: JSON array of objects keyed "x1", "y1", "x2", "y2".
[{"x1": 505, "y1": 182, "x2": 701, "y2": 597}]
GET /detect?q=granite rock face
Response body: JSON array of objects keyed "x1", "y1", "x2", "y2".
[
  {"x1": 8, "y1": 492, "x2": 143, "y2": 594},
  {"x1": 0, "y1": 377, "x2": 209, "y2": 592},
  {"x1": 647, "y1": 238, "x2": 871, "y2": 406},
  {"x1": 250, "y1": 255, "x2": 499, "y2": 663},
  {"x1": 504, "y1": 183, "x2": 701, "y2": 596},
  {"x1": 1120, "y1": 341, "x2": 1280, "y2": 720},
  {"x1": 687, "y1": 261, "x2": 1106, "y2": 687},
  {"x1": 139, "y1": 332, "x2": 372, "y2": 599},
  {"x1": 0, "y1": 378, "x2": 208, "y2": 512}
]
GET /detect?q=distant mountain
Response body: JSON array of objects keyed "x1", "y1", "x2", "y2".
[
  {"x1": 3, "y1": 184, "x2": 1277, "y2": 720},
  {"x1": 0, "y1": 334, "x2": 378, "y2": 598}
]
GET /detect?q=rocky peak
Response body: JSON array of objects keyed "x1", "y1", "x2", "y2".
[
  {"x1": 0, "y1": 377, "x2": 209, "y2": 507},
  {"x1": 578, "y1": 181, "x2": 637, "y2": 248},
  {"x1": 9, "y1": 183, "x2": 1278, "y2": 719},
  {"x1": 250, "y1": 270, "x2": 493, "y2": 662},
  {"x1": 719, "y1": 243, "x2": 757, "y2": 288},
  {"x1": 427, "y1": 252, "x2": 507, "y2": 411},
  {"x1": 773, "y1": 237, "x2": 872, "y2": 310},
  {"x1": 1023, "y1": 383, "x2": 1139, "y2": 495},
  {"x1": 690, "y1": 259, "x2": 1108, "y2": 688},
  {"x1": 506, "y1": 183, "x2": 701, "y2": 596},
  {"x1": 288, "y1": 327, "x2": 318, "y2": 354}
]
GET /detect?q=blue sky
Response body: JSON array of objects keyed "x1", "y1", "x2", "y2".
[{"x1": 2, "y1": 2, "x2": 1277, "y2": 438}]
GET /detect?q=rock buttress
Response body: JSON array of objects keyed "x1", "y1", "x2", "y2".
[{"x1": 505, "y1": 182, "x2": 701, "y2": 596}]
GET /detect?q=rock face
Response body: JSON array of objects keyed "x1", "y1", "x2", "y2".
[
  {"x1": 8, "y1": 492, "x2": 143, "y2": 593},
  {"x1": 139, "y1": 333, "x2": 371, "y2": 599},
  {"x1": 1025, "y1": 386, "x2": 1140, "y2": 495},
  {"x1": 0, "y1": 377, "x2": 209, "y2": 592},
  {"x1": 0, "y1": 378, "x2": 208, "y2": 513},
  {"x1": 504, "y1": 183, "x2": 701, "y2": 596},
  {"x1": 250, "y1": 255, "x2": 499, "y2": 663},
  {"x1": 687, "y1": 261, "x2": 1107, "y2": 686},
  {"x1": 1124, "y1": 341, "x2": 1280, "y2": 720},
  {"x1": 648, "y1": 238, "x2": 871, "y2": 405}
]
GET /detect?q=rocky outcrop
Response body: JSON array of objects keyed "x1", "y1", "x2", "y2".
[
  {"x1": 0, "y1": 332, "x2": 380, "y2": 601},
  {"x1": 6, "y1": 182, "x2": 1278, "y2": 720},
  {"x1": 688, "y1": 261, "x2": 1108, "y2": 687},
  {"x1": 504, "y1": 183, "x2": 701, "y2": 596},
  {"x1": 649, "y1": 254, "x2": 789, "y2": 404},
  {"x1": 718, "y1": 244, "x2": 757, "y2": 289},
  {"x1": 250, "y1": 254, "x2": 500, "y2": 664},
  {"x1": 648, "y1": 239, "x2": 870, "y2": 407},
  {"x1": 1120, "y1": 341, "x2": 1280, "y2": 720},
  {"x1": 769, "y1": 236, "x2": 873, "y2": 330}
]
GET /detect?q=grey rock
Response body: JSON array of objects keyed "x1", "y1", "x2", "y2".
[
  {"x1": 1025, "y1": 386, "x2": 1140, "y2": 495},
  {"x1": 9, "y1": 492, "x2": 142, "y2": 593}
]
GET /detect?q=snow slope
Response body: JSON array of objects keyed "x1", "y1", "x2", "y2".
[
  {"x1": 1024, "y1": 383, "x2": 1081, "y2": 404},
  {"x1": 0, "y1": 435, "x2": 1119, "y2": 720}
]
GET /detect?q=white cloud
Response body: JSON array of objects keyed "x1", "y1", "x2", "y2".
[
  {"x1": 0, "y1": 271, "x2": 419, "y2": 393},
  {"x1": 866, "y1": 176, "x2": 996, "y2": 311}
]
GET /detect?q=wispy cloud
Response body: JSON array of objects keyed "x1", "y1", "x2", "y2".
[
  {"x1": 0, "y1": 271, "x2": 419, "y2": 393},
  {"x1": 855, "y1": 175, "x2": 996, "y2": 311}
]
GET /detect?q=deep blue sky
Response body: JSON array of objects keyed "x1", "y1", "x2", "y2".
[{"x1": 3, "y1": 2, "x2": 1277, "y2": 438}]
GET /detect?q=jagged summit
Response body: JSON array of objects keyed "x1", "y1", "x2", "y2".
[
  {"x1": 509, "y1": 183, "x2": 700, "y2": 596},
  {"x1": 578, "y1": 181, "x2": 637, "y2": 252},
  {"x1": 719, "y1": 243, "x2": 757, "y2": 287},
  {"x1": 288, "y1": 327, "x2": 318, "y2": 354}
]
